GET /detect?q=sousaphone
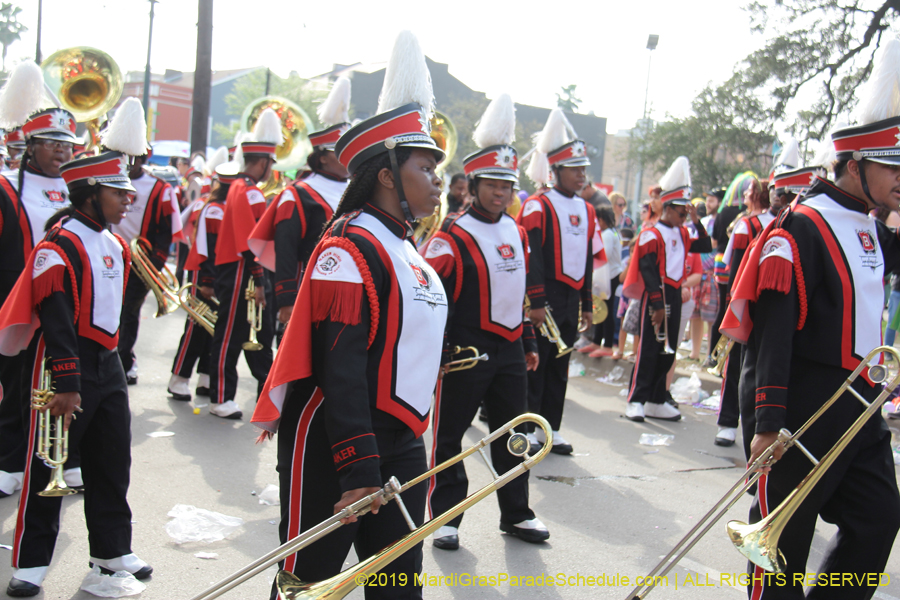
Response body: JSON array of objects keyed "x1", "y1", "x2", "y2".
[{"x1": 242, "y1": 96, "x2": 313, "y2": 199}]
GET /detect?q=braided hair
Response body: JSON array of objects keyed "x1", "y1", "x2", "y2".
[
  {"x1": 319, "y1": 146, "x2": 412, "y2": 241},
  {"x1": 17, "y1": 141, "x2": 32, "y2": 201},
  {"x1": 45, "y1": 185, "x2": 100, "y2": 231}
]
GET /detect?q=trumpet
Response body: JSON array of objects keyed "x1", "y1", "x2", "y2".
[
  {"x1": 626, "y1": 346, "x2": 900, "y2": 599},
  {"x1": 31, "y1": 357, "x2": 77, "y2": 498},
  {"x1": 445, "y1": 345, "x2": 488, "y2": 373},
  {"x1": 243, "y1": 279, "x2": 263, "y2": 351},
  {"x1": 651, "y1": 299, "x2": 675, "y2": 355},
  {"x1": 178, "y1": 284, "x2": 218, "y2": 336},
  {"x1": 707, "y1": 336, "x2": 734, "y2": 377},
  {"x1": 188, "y1": 414, "x2": 552, "y2": 600},
  {"x1": 525, "y1": 296, "x2": 573, "y2": 358}
]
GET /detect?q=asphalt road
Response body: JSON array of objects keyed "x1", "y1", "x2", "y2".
[{"x1": 2, "y1": 296, "x2": 900, "y2": 600}]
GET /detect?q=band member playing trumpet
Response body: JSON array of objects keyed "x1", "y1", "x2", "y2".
[
  {"x1": 516, "y1": 108, "x2": 599, "y2": 455},
  {"x1": 623, "y1": 157, "x2": 710, "y2": 422},
  {"x1": 721, "y1": 40, "x2": 900, "y2": 599},
  {"x1": 421, "y1": 94, "x2": 548, "y2": 551},
  {"x1": 252, "y1": 31, "x2": 446, "y2": 600},
  {"x1": 0, "y1": 150, "x2": 152, "y2": 596},
  {"x1": 249, "y1": 78, "x2": 351, "y2": 327},
  {"x1": 0, "y1": 62, "x2": 76, "y2": 499},
  {"x1": 208, "y1": 112, "x2": 282, "y2": 419},
  {"x1": 105, "y1": 99, "x2": 182, "y2": 386}
]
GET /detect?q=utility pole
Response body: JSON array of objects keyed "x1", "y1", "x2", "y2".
[
  {"x1": 264, "y1": 68, "x2": 271, "y2": 96},
  {"x1": 34, "y1": 0, "x2": 42, "y2": 63},
  {"x1": 142, "y1": 0, "x2": 158, "y2": 127},
  {"x1": 190, "y1": 0, "x2": 213, "y2": 156},
  {"x1": 633, "y1": 34, "x2": 658, "y2": 220}
]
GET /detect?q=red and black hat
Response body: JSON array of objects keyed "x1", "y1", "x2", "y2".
[
  {"x1": 215, "y1": 160, "x2": 239, "y2": 186},
  {"x1": 548, "y1": 139, "x2": 590, "y2": 168},
  {"x1": 463, "y1": 145, "x2": 518, "y2": 182},
  {"x1": 773, "y1": 166, "x2": 826, "y2": 195},
  {"x1": 23, "y1": 108, "x2": 78, "y2": 144},
  {"x1": 241, "y1": 107, "x2": 282, "y2": 159},
  {"x1": 5, "y1": 127, "x2": 24, "y2": 149},
  {"x1": 335, "y1": 102, "x2": 444, "y2": 175},
  {"x1": 60, "y1": 151, "x2": 136, "y2": 192},
  {"x1": 308, "y1": 123, "x2": 350, "y2": 151},
  {"x1": 832, "y1": 117, "x2": 900, "y2": 165},
  {"x1": 659, "y1": 156, "x2": 692, "y2": 206}
]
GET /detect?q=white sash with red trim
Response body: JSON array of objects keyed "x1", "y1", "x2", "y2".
[
  {"x1": 3, "y1": 171, "x2": 70, "y2": 249},
  {"x1": 544, "y1": 189, "x2": 589, "y2": 283}
]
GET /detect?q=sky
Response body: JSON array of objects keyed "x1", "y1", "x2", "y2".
[{"x1": 11, "y1": 0, "x2": 763, "y2": 134}]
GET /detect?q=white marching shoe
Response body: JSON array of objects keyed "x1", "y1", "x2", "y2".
[
  {"x1": 499, "y1": 517, "x2": 550, "y2": 543},
  {"x1": 625, "y1": 402, "x2": 645, "y2": 422},
  {"x1": 644, "y1": 402, "x2": 682, "y2": 421},
  {"x1": 90, "y1": 554, "x2": 153, "y2": 579},
  {"x1": 432, "y1": 525, "x2": 459, "y2": 550},
  {"x1": 63, "y1": 467, "x2": 83, "y2": 490},
  {"x1": 209, "y1": 400, "x2": 242, "y2": 419},
  {"x1": 0, "y1": 470, "x2": 23, "y2": 497},
  {"x1": 715, "y1": 426, "x2": 737, "y2": 446},
  {"x1": 167, "y1": 374, "x2": 191, "y2": 401}
]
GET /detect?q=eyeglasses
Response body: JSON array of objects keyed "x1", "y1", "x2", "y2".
[
  {"x1": 34, "y1": 139, "x2": 74, "y2": 151},
  {"x1": 616, "y1": 203, "x2": 626, "y2": 208}
]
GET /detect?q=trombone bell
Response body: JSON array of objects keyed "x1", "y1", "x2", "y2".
[{"x1": 726, "y1": 520, "x2": 786, "y2": 573}]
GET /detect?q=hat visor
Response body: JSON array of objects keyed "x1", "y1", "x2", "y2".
[
  {"x1": 31, "y1": 132, "x2": 79, "y2": 144},
  {"x1": 663, "y1": 198, "x2": 691, "y2": 207},
  {"x1": 399, "y1": 140, "x2": 446, "y2": 164},
  {"x1": 865, "y1": 156, "x2": 900, "y2": 166},
  {"x1": 100, "y1": 179, "x2": 137, "y2": 193},
  {"x1": 555, "y1": 158, "x2": 591, "y2": 168},
  {"x1": 474, "y1": 172, "x2": 519, "y2": 183}
]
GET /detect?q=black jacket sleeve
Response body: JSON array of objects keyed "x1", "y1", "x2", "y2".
[
  {"x1": 689, "y1": 220, "x2": 712, "y2": 253},
  {"x1": 37, "y1": 240, "x2": 82, "y2": 393},
  {"x1": 638, "y1": 251, "x2": 664, "y2": 310},
  {"x1": 274, "y1": 203, "x2": 303, "y2": 310},
  {"x1": 525, "y1": 228, "x2": 546, "y2": 309}
]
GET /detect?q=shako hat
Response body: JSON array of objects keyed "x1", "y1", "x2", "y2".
[
  {"x1": 309, "y1": 76, "x2": 351, "y2": 150},
  {"x1": 0, "y1": 62, "x2": 78, "y2": 143},
  {"x1": 463, "y1": 93, "x2": 518, "y2": 183},
  {"x1": 659, "y1": 156, "x2": 692, "y2": 205},
  {"x1": 60, "y1": 151, "x2": 135, "y2": 192},
  {"x1": 242, "y1": 108, "x2": 283, "y2": 158}
]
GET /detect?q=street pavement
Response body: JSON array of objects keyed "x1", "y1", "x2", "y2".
[{"x1": 2, "y1": 296, "x2": 900, "y2": 600}]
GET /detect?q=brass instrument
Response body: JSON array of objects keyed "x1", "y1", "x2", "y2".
[
  {"x1": 188, "y1": 414, "x2": 553, "y2": 600},
  {"x1": 129, "y1": 237, "x2": 180, "y2": 317},
  {"x1": 178, "y1": 284, "x2": 218, "y2": 336},
  {"x1": 445, "y1": 345, "x2": 488, "y2": 373},
  {"x1": 707, "y1": 336, "x2": 734, "y2": 377},
  {"x1": 41, "y1": 47, "x2": 124, "y2": 152},
  {"x1": 651, "y1": 300, "x2": 675, "y2": 355},
  {"x1": 31, "y1": 357, "x2": 77, "y2": 498},
  {"x1": 412, "y1": 111, "x2": 459, "y2": 243},
  {"x1": 525, "y1": 296, "x2": 573, "y2": 357},
  {"x1": 592, "y1": 294, "x2": 608, "y2": 325},
  {"x1": 243, "y1": 280, "x2": 264, "y2": 351},
  {"x1": 241, "y1": 96, "x2": 312, "y2": 173},
  {"x1": 626, "y1": 346, "x2": 900, "y2": 599}
]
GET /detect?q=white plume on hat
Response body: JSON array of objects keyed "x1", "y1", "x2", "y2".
[
  {"x1": 190, "y1": 154, "x2": 206, "y2": 173},
  {"x1": 813, "y1": 121, "x2": 848, "y2": 170},
  {"x1": 101, "y1": 98, "x2": 150, "y2": 156},
  {"x1": 659, "y1": 156, "x2": 691, "y2": 191},
  {"x1": 527, "y1": 151, "x2": 550, "y2": 186},
  {"x1": 473, "y1": 94, "x2": 516, "y2": 149},
  {"x1": 204, "y1": 146, "x2": 228, "y2": 177},
  {"x1": 252, "y1": 107, "x2": 284, "y2": 145},
  {"x1": 0, "y1": 62, "x2": 47, "y2": 129},
  {"x1": 773, "y1": 137, "x2": 799, "y2": 172},
  {"x1": 536, "y1": 108, "x2": 577, "y2": 154},
  {"x1": 317, "y1": 76, "x2": 352, "y2": 127},
  {"x1": 376, "y1": 30, "x2": 434, "y2": 119},
  {"x1": 856, "y1": 36, "x2": 900, "y2": 126}
]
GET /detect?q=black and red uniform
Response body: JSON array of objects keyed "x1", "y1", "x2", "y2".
[
  {"x1": 623, "y1": 220, "x2": 711, "y2": 406},
  {"x1": 249, "y1": 172, "x2": 348, "y2": 310},
  {"x1": 253, "y1": 204, "x2": 447, "y2": 599},
  {"x1": 0, "y1": 165, "x2": 70, "y2": 492},
  {"x1": 716, "y1": 210, "x2": 775, "y2": 435},
  {"x1": 210, "y1": 175, "x2": 274, "y2": 404},
  {"x1": 111, "y1": 170, "x2": 180, "y2": 375},
  {"x1": 0, "y1": 210, "x2": 136, "y2": 573},
  {"x1": 170, "y1": 198, "x2": 222, "y2": 382},
  {"x1": 724, "y1": 177, "x2": 900, "y2": 599},
  {"x1": 421, "y1": 203, "x2": 537, "y2": 531},
  {"x1": 516, "y1": 188, "x2": 595, "y2": 432}
]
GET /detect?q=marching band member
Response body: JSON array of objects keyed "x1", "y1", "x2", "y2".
[
  {"x1": 106, "y1": 99, "x2": 182, "y2": 386},
  {"x1": 248, "y1": 77, "x2": 351, "y2": 325},
  {"x1": 722, "y1": 38, "x2": 900, "y2": 599},
  {"x1": 0, "y1": 149, "x2": 152, "y2": 597},
  {"x1": 516, "y1": 108, "x2": 598, "y2": 455},
  {"x1": 0, "y1": 63, "x2": 74, "y2": 498},
  {"x1": 252, "y1": 31, "x2": 446, "y2": 600},
  {"x1": 167, "y1": 147, "x2": 229, "y2": 401},
  {"x1": 622, "y1": 157, "x2": 711, "y2": 422},
  {"x1": 422, "y1": 94, "x2": 549, "y2": 551},
  {"x1": 208, "y1": 113, "x2": 281, "y2": 419},
  {"x1": 4, "y1": 128, "x2": 26, "y2": 171}
]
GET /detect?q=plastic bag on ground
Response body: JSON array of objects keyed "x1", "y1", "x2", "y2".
[
  {"x1": 79, "y1": 566, "x2": 145, "y2": 597},
  {"x1": 258, "y1": 484, "x2": 280, "y2": 506},
  {"x1": 639, "y1": 433, "x2": 674, "y2": 446},
  {"x1": 165, "y1": 504, "x2": 244, "y2": 544},
  {"x1": 670, "y1": 373, "x2": 703, "y2": 403},
  {"x1": 568, "y1": 360, "x2": 585, "y2": 378}
]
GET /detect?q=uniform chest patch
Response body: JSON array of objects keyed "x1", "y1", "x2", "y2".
[
  {"x1": 43, "y1": 190, "x2": 67, "y2": 203},
  {"x1": 856, "y1": 229, "x2": 880, "y2": 269},
  {"x1": 409, "y1": 262, "x2": 445, "y2": 309},
  {"x1": 496, "y1": 243, "x2": 515, "y2": 259}
]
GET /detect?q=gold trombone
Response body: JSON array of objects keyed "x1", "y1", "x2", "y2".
[
  {"x1": 178, "y1": 284, "x2": 218, "y2": 336},
  {"x1": 31, "y1": 357, "x2": 77, "y2": 498},
  {"x1": 445, "y1": 345, "x2": 488, "y2": 373},
  {"x1": 129, "y1": 236, "x2": 180, "y2": 317},
  {"x1": 187, "y1": 413, "x2": 552, "y2": 600},
  {"x1": 707, "y1": 336, "x2": 735, "y2": 377},
  {"x1": 625, "y1": 346, "x2": 900, "y2": 599},
  {"x1": 242, "y1": 280, "x2": 264, "y2": 351},
  {"x1": 525, "y1": 296, "x2": 573, "y2": 358}
]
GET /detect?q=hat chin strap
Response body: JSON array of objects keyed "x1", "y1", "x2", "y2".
[
  {"x1": 856, "y1": 159, "x2": 880, "y2": 207},
  {"x1": 388, "y1": 147, "x2": 415, "y2": 223},
  {"x1": 91, "y1": 197, "x2": 108, "y2": 229}
]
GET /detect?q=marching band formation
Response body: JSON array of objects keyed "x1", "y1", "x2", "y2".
[{"x1": 0, "y1": 28, "x2": 898, "y2": 600}]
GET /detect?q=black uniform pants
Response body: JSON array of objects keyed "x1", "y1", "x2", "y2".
[
  {"x1": 0, "y1": 352, "x2": 27, "y2": 474},
  {"x1": 716, "y1": 342, "x2": 743, "y2": 429},
  {"x1": 13, "y1": 336, "x2": 133, "y2": 568},
  {"x1": 627, "y1": 285, "x2": 681, "y2": 405},
  {"x1": 427, "y1": 337, "x2": 534, "y2": 529},
  {"x1": 594, "y1": 277, "x2": 621, "y2": 347},
  {"x1": 118, "y1": 273, "x2": 150, "y2": 374},
  {"x1": 275, "y1": 382, "x2": 425, "y2": 600},
  {"x1": 208, "y1": 260, "x2": 274, "y2": 404},
  {"x1": 708, "y1": 282, "x2": 728, "y2": 357},
  {"x1": 743, "y1": 359, "x2": 900, "y2": 599},
  {"x1": 171, "y1": 272, "x2": 212, "y2": 378},
  {"x1": 527, "y1": 281, "x2": 579, "y2": 432}
]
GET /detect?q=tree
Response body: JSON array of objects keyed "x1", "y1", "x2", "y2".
[
  {"x1": 0, "y1": 3, "x2": 26, "y2": 72},
  {"x1": 556, "y1": 84, "x2": 581, "y2": 113}
]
